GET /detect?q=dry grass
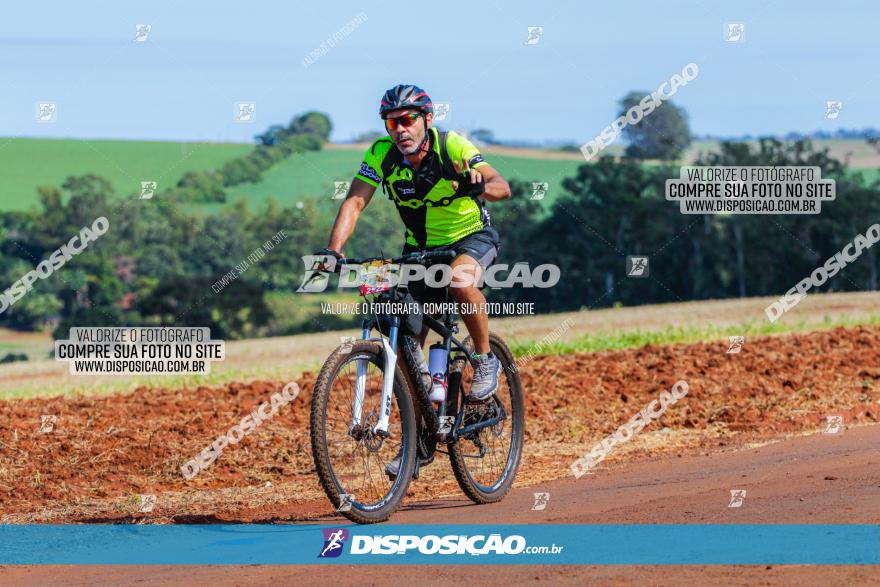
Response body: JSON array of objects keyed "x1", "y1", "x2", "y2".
[{"x1": 0, "y1": 291, "x2": 877, "y2": 400}]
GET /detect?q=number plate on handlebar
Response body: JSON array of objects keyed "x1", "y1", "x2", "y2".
[
  {"x1": 358, "y1": 283, "x2": 391, "y2": 295},
  {"x1": 357, "y1": 260, "x2": 398, "y2": 295}
]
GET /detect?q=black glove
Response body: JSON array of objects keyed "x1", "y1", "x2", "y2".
[
  {"x1": 455, "y1": 175, "x2": 486, "y2": 198},
  {"x1": 312, "y1": 248, "x2": 345, "y2": 271},
  {"x1": 314, "y1": 247, "x2": 344, "y2": 260}
]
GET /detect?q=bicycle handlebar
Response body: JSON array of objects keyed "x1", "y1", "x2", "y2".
[
  {"x1": 309, "y1": 250, "x2": 456, "y2": 275},
  {"x1": 342, "y1": 250, "x2": 456, "y2": 266}
]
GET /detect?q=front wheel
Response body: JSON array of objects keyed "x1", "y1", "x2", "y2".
[
  {"x1": 310, "y1": 340, "x2": 417, "y2": 523},
  {"x1": 447, "y1": 333, "x2": 525, "y2": 504}
]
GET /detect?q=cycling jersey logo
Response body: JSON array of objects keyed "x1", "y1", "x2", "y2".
[
  {"x1": 358, "y1": 162, "x2": 381, "y2": 183},
  {"x1": 319, "y1": 528, "x2": 349, "y2": 558},
  {"x1": 387, "y1": 165, "x2": 413, "y2": 183}
]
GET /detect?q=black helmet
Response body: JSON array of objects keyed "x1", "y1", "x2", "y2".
[{"x1": 379, "y1": 84, "x2": 433, "y2": 118}]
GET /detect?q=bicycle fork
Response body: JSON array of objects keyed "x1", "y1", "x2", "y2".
[{"x1": 350, "y1": 323, "x2": 398, "y2": 438}]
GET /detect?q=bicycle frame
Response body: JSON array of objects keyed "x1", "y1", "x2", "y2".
[
  {"x1": 354, "y1": 310, "x2": 506, "y2": 442},
  {"x1": 323, "y1": 249, "x2": 506, "y2": 445}
]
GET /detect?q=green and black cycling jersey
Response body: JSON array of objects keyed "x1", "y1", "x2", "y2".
[{"x1": 356, "y1": 127, "x2": 492, "y2": 248}]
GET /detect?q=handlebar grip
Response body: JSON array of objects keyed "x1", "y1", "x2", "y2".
[
  {"x1": 342, "y1": 250, "x2": 457, "y2": 265},
  {"x1": 418, "y1": 250, "x2": 457, "y2": 261}
]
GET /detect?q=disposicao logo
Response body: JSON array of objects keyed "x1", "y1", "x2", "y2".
[{"x1": 318, "y1": 528, "x2": 349, "y2": 558}]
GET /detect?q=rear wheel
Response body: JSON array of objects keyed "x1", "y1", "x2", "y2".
[
  {"x1": 447, "y1": 333, "x2": 525, "y2": 504},
  {"x1": 310, "y1": 340, "x2": 417, "y2": 523}
]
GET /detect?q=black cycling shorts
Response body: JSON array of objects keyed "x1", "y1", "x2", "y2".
[{"x1": 401, "y1": 227, "x2": 501, "y2": 306}]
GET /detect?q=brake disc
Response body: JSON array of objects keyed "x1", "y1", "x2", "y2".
[{"x1": 361, "y1": 411, "x2": 385, "y2": 452}]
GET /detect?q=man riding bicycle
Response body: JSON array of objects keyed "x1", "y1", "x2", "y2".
[{"x1": 316, "y1": 84, "x2": 511, "y2": 474}]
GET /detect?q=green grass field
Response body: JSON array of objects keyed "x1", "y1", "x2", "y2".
[
  {"x1": 224, "y1": 140, "x2": 879, "y2": 209},
  {"x1": 1, "y1": 137, "x2": 876, "y2": 212},
  {"x1": 0, "y1": 138, "x2": 252, "y2": 210},
  {"x1": 223, "y1": 147, "x2": 583, "y2": 208},
  {"x1": 507, "y1": 312, "x2": 880, "y2": 358},
  {"x1": 0, "y1": 137, "x2": 583, "y2": 210}
]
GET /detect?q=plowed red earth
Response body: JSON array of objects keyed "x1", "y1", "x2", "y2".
[{"x1": 1, "y1": 325, "x2": 879, "y2": 522}]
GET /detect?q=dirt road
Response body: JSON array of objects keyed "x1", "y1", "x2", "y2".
[
  {"x1": 3, "y1": 324, "x2": 879, "y2": 523},
  {"x1": 3, "y1": 324, "x2": 879, "y2": 584},
  {"x1": 340, "y1": 422, "x2": 880, "y2": 526},
  {"x1": 5, "y1": 424, "x2": 879, "y2": 585}
]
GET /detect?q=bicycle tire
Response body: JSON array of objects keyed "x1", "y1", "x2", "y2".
[
  {"x1": 310, "y1": 340, "x2": 417, "y2": 523},
  {"x1": 447, "y1": 333, "x2": 525, "y2": 504}
]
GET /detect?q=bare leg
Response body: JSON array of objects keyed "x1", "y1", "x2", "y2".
[{"x1": 448, "y1": 254, "x2": 490, "y2": 355}]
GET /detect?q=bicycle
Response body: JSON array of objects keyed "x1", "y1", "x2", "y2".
[{"x1": 308, "y1": 250, "x2": 525, "y2": 524}]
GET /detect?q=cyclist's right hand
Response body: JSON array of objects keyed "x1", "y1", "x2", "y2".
[{"x1": 313, "y1": 248, "x2": 346, "y2": 272}]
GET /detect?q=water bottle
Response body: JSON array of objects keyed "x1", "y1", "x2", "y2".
[
  {"x1": 428, "y1": 343, "x2": 448, "y2": 402},
  {"x1": 404, "y1": 336, "x2": 432, "y2": 395}
]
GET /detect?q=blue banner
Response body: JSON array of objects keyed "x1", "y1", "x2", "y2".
[{"x1": 1, "y1": 524, "x2": 878, "y2": 565}]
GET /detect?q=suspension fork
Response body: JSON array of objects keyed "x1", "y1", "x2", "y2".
[
  {"x1": 373, "y1": 322, "x2": 399, "y2": 436},
  {"x1": 352, "y1": 318, "x2": 399, "y2": 436},
  {"x1": 349, "y1": 325, "x2": 372, "y2": 431},
  {"x1": 352, "y1": 317, "x2": 445, "y2": 437}
]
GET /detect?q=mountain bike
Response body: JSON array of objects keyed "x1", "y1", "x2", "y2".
[{"x1": 308, "y1": 250, "x2": 525, "y2": 524}]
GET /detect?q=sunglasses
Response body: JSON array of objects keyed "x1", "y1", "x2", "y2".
[{"x1": 385, "y1": 113, "x2": 422, "y2": 132}]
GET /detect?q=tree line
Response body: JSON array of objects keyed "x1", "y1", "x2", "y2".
[
  {"x1": 491, "y1": 139, "x2": 880, "y2": 310},
  {"x1": 0, "y1": 108, "x2": 877, "y2": 343}
]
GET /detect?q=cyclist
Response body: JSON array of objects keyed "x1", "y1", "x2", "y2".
[{"x1": 316, "y1": 84, "x2": 511, "y2": 475}]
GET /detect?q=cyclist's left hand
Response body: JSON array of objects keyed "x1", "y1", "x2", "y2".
[
  {"x1": 312, "y1": 248, "x2": 346, "y2": 272},
  {"x1": 452, "y1": 157, "x2": 485, "y2": 197}
]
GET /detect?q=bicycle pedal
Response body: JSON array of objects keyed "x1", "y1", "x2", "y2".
[{"x1": 412, "y1": 454, "x2": 434, "y2": 480}]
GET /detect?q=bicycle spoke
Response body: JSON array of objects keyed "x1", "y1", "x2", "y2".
[
  {"x1": 454, "y1": 347, "x2": 519, "y2": 492},
  {"x1": 318, "y1": 346, "x2": 409, "y2": 514}
]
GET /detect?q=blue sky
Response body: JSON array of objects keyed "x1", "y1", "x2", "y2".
[{"x1": 1, "y1": 0, "x2": 877, "y2": 144}]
